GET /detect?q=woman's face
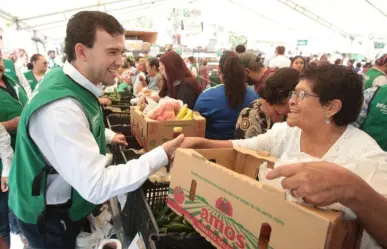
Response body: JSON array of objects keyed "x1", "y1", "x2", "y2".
[
  {"x1": 287, "y1": 79, "x2": 326, "y2": 129},
  {"x1": 159, "y1": 61, "x2": 167, "y2": 79},
  {"x1": 292, "y1": 58, "x2": 305, "y2": 72},
  {"x1": 34, "y1": 56, "x2": 48, "y2": 73}
]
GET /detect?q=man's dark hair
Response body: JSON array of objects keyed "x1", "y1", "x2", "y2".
[
  {"x1": 300, "y1": 64, "x2": 363, "y2": 126},
  {"x1": 277, "y1": 46, "x2": 286, "y2": 55},
  {"x1": 47, "y1": 50, "x2": 55, "y2": 56},
  {"x1": 65, "y1": 11, "x2": 124, "y2": 61},
  {"x1": 356, "y1": 62, "x2": 362, "y2": 68},
  {"x1": 235, "y1": 44, "x2": 246, "y2": 54},
  {"x1": 260, "y1": 68, "x2": 299, "y2": 105}
]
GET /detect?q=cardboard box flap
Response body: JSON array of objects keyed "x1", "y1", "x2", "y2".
[{"x1": 168, "y1": 148, "x2": 360, "y2": 249}]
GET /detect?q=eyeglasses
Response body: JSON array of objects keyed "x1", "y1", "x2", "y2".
[{"x1": 288, "y1": 90, "x2": 319, "y2": 100}]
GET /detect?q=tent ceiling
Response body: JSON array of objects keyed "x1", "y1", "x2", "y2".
[{"x1": 0, "y1": 0, "x2": 387, "y2": 41}]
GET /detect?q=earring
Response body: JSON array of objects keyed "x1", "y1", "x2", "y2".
[{"x1": 325, "y1": 116, "x2": 330, "y2": 124}]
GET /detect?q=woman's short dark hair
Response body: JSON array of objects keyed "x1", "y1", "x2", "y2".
[
  {"x1": 27, "y1": 54, "x2": 43, "y2": 70},
  {"x1": 260, "y1": 68, "x2": 300, "y2": 105},
  {"x1": 65, "y1": 11, "x2": 124, "y2": 62},
  {"x1": 300, "y1": 64, "x2": 363, "y2": 126},
  {"x1": 148, "y1": 57, "x2": 159, "y2": 70}
]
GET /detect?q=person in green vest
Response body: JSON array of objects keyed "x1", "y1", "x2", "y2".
[
  {"x1": 354, "y1": 84, "x2": 387, "y2": 151},
  {"x1": 0, "y1": 55, "x2": 28, "y2": 249},
  {"x1": 24, "y1": 54, "x2": 47, "y2": 91},
  {"x1": 363, "y1": 54, "x2": 387, "y2": 90},
  {"x1": 2, "y1": 57, "x2": 32, "y2": 98},
  {"x1": 187, "y1": 56, "x2": 201, "y2": 85},
  {"x1": 9, "y1": 11, "x2": 183, "y2": 249},
  {"x1": 47, "y1": 50, "x2": 59, "y2": 69}
]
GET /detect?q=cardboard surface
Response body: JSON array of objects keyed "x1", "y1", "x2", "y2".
[
  {"x1": 130, "y1": 107, "x2": 206, "y2": 151},
  {"x1": 167, "y1": 148, "x2": 362, "y2": 249}
]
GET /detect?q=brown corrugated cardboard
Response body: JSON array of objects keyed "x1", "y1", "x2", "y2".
[
  {"x1": 130, "y1": 106, "x2": 206, "y2": 151},
  {"x1": 167, "y1": 148, "x2": 362, "y2": 249}
]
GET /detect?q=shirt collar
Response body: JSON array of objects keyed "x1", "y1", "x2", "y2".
[
  {"x1": 63, "y1": 61, "x2": 103, "y2": 97},
  {"x1": 372, "y1": 66, "x2": 387, "y2": 76}
]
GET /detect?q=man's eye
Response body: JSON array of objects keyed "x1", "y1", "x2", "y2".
[{"x1": 109, "y1": 51, "x2": 117, "y2": 55}]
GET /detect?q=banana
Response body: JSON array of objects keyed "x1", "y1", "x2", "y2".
[
  {"x1": 182, "y1": 109, "x2": 193, "y2": 120},
  {"x1": 175, "y1": 104, "x2": 188, "y2": 120}
]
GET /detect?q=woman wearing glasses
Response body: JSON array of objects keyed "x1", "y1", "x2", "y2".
[
  {"x1": 181, "y1": 64, "x2": 387, "y2": 249},
  {"x1": 24, "y1": 54, "x2": 48, "y2": 91}
]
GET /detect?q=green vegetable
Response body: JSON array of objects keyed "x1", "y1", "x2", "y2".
[
  {"x1": 159, "y1": 227, "x2": 168, "y2": 234},
  {"x1": 167, "y1": 223, "x2": 194, "y2": 233},
  {"x1": 156, "y1": 217, "x2": 170, "y2": 227}
]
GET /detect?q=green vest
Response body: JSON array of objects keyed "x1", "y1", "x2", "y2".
[
  {"x1": 3, "y1": 59, "x2": 19, "y2": 84},
  {"x1": 364, "y1": 68, "x2": 385, "y2": 90},
  {"x1": 0, "y1": 74, "x2": 28, "y2": 175},
  {"x1": 23, "y1": 70, "x2": 39, "y2": 91},
  {"x1": 361, "y1": 85, "x2": 387, "y2": 151},
  {"x1": 9, "y1": 68, "x2": 106, "y2": 224}
]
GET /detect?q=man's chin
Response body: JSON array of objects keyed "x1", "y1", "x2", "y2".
[{"x1": 101, "y1": 80, "x2": 116, "y2": 86}]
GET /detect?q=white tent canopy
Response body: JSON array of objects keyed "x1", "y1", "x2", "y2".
[{"x1": 1, "y1": 0, "x2": 387, "y2": 44}]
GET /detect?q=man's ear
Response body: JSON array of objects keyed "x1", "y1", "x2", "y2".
[
  {"x1": 244, "y1": 68, "x2": 250, "y2": 76},
  {"x1": 74, "y1": 43, "x2": 88, "y2": 62}
]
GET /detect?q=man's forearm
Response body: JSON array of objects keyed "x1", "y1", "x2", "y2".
[{"x1": 344, "y1": 183, "x2": 387, "y2": 248}]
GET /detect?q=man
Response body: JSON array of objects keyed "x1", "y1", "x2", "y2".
[
  {"x1": 239, "y1": 52, "x2": 276, "y2": 94},
  {"x1": 353, "y1": 84, "x2": 387, "y2": 151},
  {"x1": 47, "y1": 50, "x2": 58, "y2": 69},
  {"x1": 9, "y1": 11, "x2": 183, "y2": 249},
  {"x1": 235, "y1": 44, "x2": 246, "y2": 54},
  {"x1": 364, "y1": 54, "x2": 387, "y2": 90},
  {"x1": 268, "y1": 46, "x2": 291, "y2": 69},
  {"x1": 267, "y1": 161, "x2": 387, "y2": 248}
]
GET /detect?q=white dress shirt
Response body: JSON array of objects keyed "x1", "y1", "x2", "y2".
[
  {"x1": 232, "y1": 122, "x2": 387, "y2": 249},
  {"x1": 0, "y1": 124, "x2": 12, "y2": 177},
  {"x1": 268, "y1": 55, "x2": 291, "y2": 69},
  {"x1": 29, "y1": 61, "x2": 169, "y2": 205}
]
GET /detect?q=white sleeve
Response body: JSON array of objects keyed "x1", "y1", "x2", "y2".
[
  {"x1": 373, "y1": 75, "x2": 387, "y2": 87},
  {"x1": 268, "y1": 58, "x2": 276, "y2": 68},
  {"x1": 0, "y1": 124, "x2": 13, "y2": 177},
  {"x1": 232, "y1": 122, "x2": 288, "y2": 153},
  {"x1": 15, "y1": 67, "x2": 32, "y2": 98},
  {"x1": 29, "y1": 98, "x2": 169, "y2": 204},
  {"x1": 105, "y1": 128, "x2": 116, "y2": 144}
]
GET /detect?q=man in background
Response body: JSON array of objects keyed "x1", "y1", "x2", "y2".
[
  {"x1": 268, "y1": 46, "x2": 291, "y2": 69},
  {"x1": 235, "y1": 44, "x2": 246, "y2": 54},
  {"x1": 47, "y1": 50, "x2": 58, "y2": 69}
]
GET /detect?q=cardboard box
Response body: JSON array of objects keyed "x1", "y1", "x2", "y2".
[
  {"x1": 167, "y1": 148, "x2": 362, "y2": 249},
  {"x1": 130, "y1": 106, "x2": 206, "y2": 151}
]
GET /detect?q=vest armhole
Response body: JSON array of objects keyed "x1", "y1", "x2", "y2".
[{"x1": 367, "y1": 87, "x2": 380, "y2": 117}]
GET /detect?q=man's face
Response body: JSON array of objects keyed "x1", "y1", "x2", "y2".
[
  {"x1": 83, "y1": 29, "x2": 125, "y2": 86},
  {"x1": 50, "y1": 52, "x2": 56, "y2": 59}
]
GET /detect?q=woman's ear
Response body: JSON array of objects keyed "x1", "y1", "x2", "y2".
[{"x1": 324, "y1": 99, "x2": 342, "y2": 118}]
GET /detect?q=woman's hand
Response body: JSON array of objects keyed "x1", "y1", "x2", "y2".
[
  {"x1": 266, "y1": 161, "x2": 362, "y2": 206},
  {"x1": 98, "y1": 97, "x2": 112, "y2": 106},
  {"x1": 179, "y1": 137, "x2": 200, "y2": 149}
]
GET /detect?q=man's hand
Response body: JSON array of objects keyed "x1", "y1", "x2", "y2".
[
  {"x1": 266, "y1": 161, "x2": 364, "y2": 206},
  {"x1": 1, "y1": 177, "x2": 8, "y2": 192},
  {"x1": 1, "y1": 116, "x2": 20, "y2": 132},
  {"x1": 98, "y1": 97, "x2": 112, "y2": 106},
  {"x1": 111, "y1": 134, "x2": 128, "y2": 147},
  {"x1": 162, "y1": 134, "x2": 185, "y2": 160}
]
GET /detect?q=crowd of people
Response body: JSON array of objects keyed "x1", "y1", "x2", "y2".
[{"x1": 0, "y1": 10, "x2": 386, "y2": 249}]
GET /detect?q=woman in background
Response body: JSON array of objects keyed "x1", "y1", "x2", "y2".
[
  {"x1": 158, "y1": 51, "x2": 202, "y2": 109},
  {"x1": 146, "y1": 57, "x2": 163, "y2": 91},
  {"x1": 199, "y1": 59, "x2": 209, "y2": 90},
  {"x1": 235, "y1": 68, "x2": 299, "y2": 139},
  {"x1": 24, "y1": 54, "x2": 47, "y2": 91},
  {"x1": 290, "y1": 56, "x2": 306, "y2": 72},
  {"x1": 194, "y1": 51, "x2": 258, "y2": 140}
]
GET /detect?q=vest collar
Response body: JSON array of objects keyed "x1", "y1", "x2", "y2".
[
  {"x1": 372, "y1": 66, "x2": 387, "y2": 76},
  {"x1": 63, "y1": 61, "x2": 103, "y2": 97}
]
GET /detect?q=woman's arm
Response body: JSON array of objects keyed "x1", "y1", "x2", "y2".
[
  {"x1": 1, "y1": 117, "x2": 20, "y2": 132},
  {"x1": 180, "y1": 137, "x2": 232, "y2": 149}
]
